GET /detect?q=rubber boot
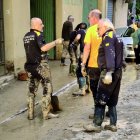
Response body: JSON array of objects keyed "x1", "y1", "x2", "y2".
[
  {"x1": 60, "y1": 57, "x2": 67, "y2": 66},
  {"x1": 72, "y1": 77, "x2": 86, "y2": 96},
  {"x1": 93, "y1": 105, "x2": 105, "y2": 131},
  {"x1": 51, "y1": 95, "x2": 62, "y2": 112},
  {"x1": 104, "y1": 106, "x2": 117, "y2": 132},
  {"x1": 70, "y1": 64, "x2": 77, "y2": 76},
  {"x1": 42, "y1": 95, "x2": 59, "y2": 120},
  {"x1": 27, "y1": 95, "x2": 35, "y2": 120},
  {"x1": 84, "y1": 106, "x2": 105, "y2": 132},
  {"x1": 79, "y1": 77, "x2": 86, "y2": 89}
]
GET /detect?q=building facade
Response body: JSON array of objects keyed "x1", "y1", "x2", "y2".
[{"x1": 0, "y1": 0, "x2": 129, "y2": 76}]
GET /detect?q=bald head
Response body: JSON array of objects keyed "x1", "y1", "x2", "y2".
[
  {"x1": 89, "y1": 9, "x2": 102, "y2": 20},
  {"x1": 88, "y1": 9, "x2": 102, "y2": 25},
  {"x1": 31, "y1": 17, "x2": 44, "y2": 32}
]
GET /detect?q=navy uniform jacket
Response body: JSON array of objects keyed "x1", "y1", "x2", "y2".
[
  {"x1": 77, "y1": 29, "x2": 86, "y2": 53},
  {"x1": 23, "y1": 29, "x2": 46, "y2": 64},
  {"x1": 98, "y1": 29, "x2": 123, "y2": 72}
]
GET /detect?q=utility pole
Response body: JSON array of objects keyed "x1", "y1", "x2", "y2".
[{"x1": 132, "y1": 0, "x2": 136, "y2": 22}]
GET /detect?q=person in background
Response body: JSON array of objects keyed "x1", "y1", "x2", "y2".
[
  {"x1": 68, "y1": 24, "x2": 80, "y2": 76},
  {"x1": 71, "y1": 22, "x2": 90, "y2": 96},
  {"x1": 83, "y1": 19, "x2": 123, "y2": 133},
  {"x1": 61, "y1": 15, "x2": 74, "y2": 66},
  {"x1": 131, "y1": 21, "x2": 140, "y2": 70},
  {"x1": 23, "y1": 17, "x2": 63, "y2": 120}
]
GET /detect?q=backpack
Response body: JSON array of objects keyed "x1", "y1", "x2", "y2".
[{"x1": 115, "y1": 37, "x2": 124, "y2": 69}]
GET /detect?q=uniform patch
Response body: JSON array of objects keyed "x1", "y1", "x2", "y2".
[
  {"x1": 108, "y1": 31, "x2": 113, "y2": 38},
  {"x1": 105, "y1": 43, "x2": 109, "y2": 47},
  {"x1": 34, "y1": 31, "x2": 41, "y2": 36}
]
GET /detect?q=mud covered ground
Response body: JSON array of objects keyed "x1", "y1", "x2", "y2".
[{"x1": 0, "y1": 63, "x2": 140, "y2": 140}]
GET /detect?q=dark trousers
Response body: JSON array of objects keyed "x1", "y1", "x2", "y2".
[
  {"x1": 96, "y1": 69, "x2": 122, "y2": 106},
  {"x1": 94, "y1": 105, "x2": 117, "y2": 126},
  {"x1": 134, "y1": 45, "x2": 140, "y2": 65},
  {"x1": 87, "y1": 67, "x2": 100, "y2": 100},
  {"x1": 94, "y1": 69, "x2": 122, "y2": 126}
]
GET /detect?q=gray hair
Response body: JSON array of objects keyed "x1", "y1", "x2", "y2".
[{"x1": 100, "y1": 18, "x2": 115, "y2": 31}]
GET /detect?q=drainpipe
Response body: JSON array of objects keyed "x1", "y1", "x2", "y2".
[{"x1": 132, "y1": 0, "x2": 136, "y2": 22}]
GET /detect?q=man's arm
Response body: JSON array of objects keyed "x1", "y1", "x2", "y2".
[
  {"x1": 74, "y1": 34, "x2": 81, "y2": 42},
  {"x1": 41, "y1": 38, "x2": 63, "y2": 52},
  {"x1": 81, "y1": 43, "x2": 90, "y2": 77},
  {"x1": 82, "y1": 43, "x2": 91, "y2": 65}
]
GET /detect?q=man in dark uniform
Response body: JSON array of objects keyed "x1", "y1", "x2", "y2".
[
  {"x1": 83, "y1": 19, "x2": 123, "y2": 132},
  {"x1": 61, "y1": 15, "x2": 74, "y2": 66},
  {"x1": 23, "y1": 17, "x2": 63, "y2": 120}
]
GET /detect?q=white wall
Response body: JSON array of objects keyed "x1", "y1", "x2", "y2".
[
  {"x1": 114, "y1": 0, "x2": 128, "y2": 28},
  {"x1": 55, "y1": 0, "x2": 83, "y2": 59},
  {"x1": 62, "y1": 0, "x2": 83, "y2": 28}
]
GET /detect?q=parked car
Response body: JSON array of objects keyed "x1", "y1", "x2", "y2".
[{"x1": 115, "y1": 26, "x2": 135, "y2": 60}]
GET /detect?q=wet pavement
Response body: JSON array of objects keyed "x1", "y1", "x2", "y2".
[{"x1": 0, "y1": 61, "x2": 140, "y2": 140}]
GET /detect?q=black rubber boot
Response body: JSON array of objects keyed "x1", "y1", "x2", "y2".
[
  {"x1": 60, "y1": 57, "x2": 67, "y2": 66},
  {"x1": 61, "y1": 57, "x2": 65, "y2": 64},
  {"x1": 94, "y1": 105, "x2": 105, "y2": 126},
  {"x1": 51, "y1": 95, "x2": 62, "y2": 112}
]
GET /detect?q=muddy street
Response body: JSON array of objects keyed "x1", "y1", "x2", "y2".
[{"x1": 0, "y1": 61, "x2": 140, "y2": 140}]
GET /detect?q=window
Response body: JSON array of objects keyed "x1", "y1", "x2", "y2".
[{"x1": 123, "y1": 27, "x2": 135, "y2": 37}]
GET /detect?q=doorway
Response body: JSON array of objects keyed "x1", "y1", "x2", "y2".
[{"x1": 30, "y1": 0, "x2": 56, "y2": 59}]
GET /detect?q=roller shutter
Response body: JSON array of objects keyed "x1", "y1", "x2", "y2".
[{"x1": 107, "y1": 0, "x2": 113, "y2": 22}]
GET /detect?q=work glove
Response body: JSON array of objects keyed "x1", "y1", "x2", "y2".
[
  {"x1": 102, "y1": 71, "x2": 113, "y2": 85},
  {"x1": 81, "y1": 63, "x2": 87, "y2": 77}
]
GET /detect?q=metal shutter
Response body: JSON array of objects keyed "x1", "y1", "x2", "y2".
[{"x1": 107, "y1": 0, "x2": 113, "y2": 22}]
